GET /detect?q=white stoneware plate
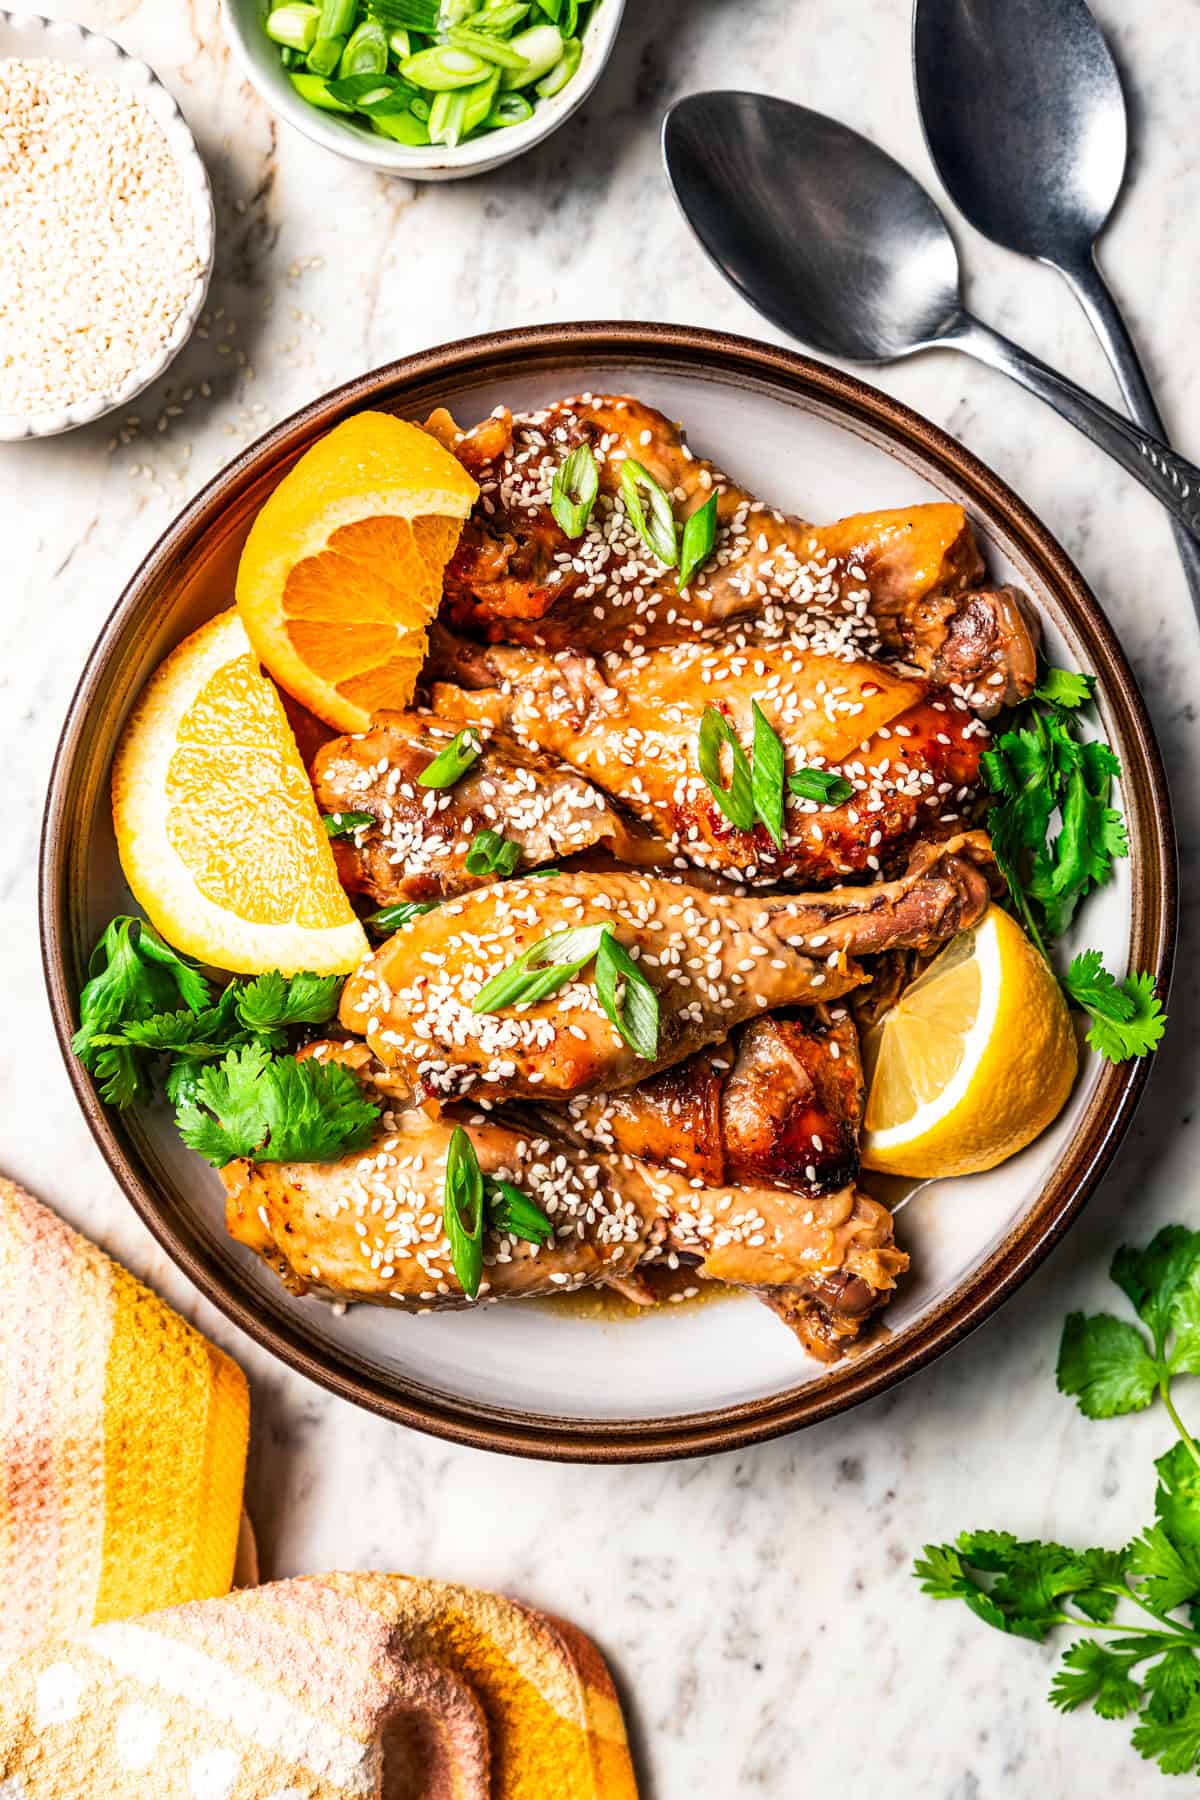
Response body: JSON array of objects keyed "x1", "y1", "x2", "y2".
[{"x1": 40, "y1": 324, "x2": 1175, "y2": 1460}]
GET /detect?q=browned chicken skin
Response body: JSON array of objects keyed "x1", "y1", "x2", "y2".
[
  {"x1": 566, "y1": 1010, "x2": 863, "y2": 1195},
  {"x1": 223, "y1": 1046, "x2": 906, "y2": 1360},
  {"x1": 429, "y1": 394, "x2": 1036, "y2": 712},
  {"x1": 339, "y1": 838, "x2": 994, "y2": 1104},
  {"x1": 312, "y1": 710, "x2": 662, "y2": 905},
  {"x1": 431, "y1": 632, "x2": 986, "y2": 885}
]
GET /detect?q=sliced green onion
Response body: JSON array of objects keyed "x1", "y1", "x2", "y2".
[
  {"x1": 316, "y1": 0, "x2": 357, "y2": 35},
  {"x1": 447, "y1": 24, "x2": 528, "y2": 68},
  {"x1": 750, "y1": 703, "x2": 786, "y2": 850},
  {"x1": 486, "y1": 1177, "x2": 554, "y2": 1247},
  {"x1": 322, "y1": 810, "x2": 374, "y2": 838},
  {"x1": 417, "y1": 729, "x2": 480, "y2": 788},
  {"x1": 678, "y1": 492, "x2": 717, "y2": 590},
  {"x1": 364, "y1": 898, "x2": 440, "y2": 935},
  {"x1": 560, "y1": 0, "x2": 579, "y2": 30},
  {"x1": 697, "y1": 706, "x2": 754, "y2": 833},
  {"x1": 620, "y1": 459, "x2": 678, "y2": 567},
  {"x1": 371, "y1": 106, "x2": 430, "y2": 141},
  {"x1": 365, "y1": 0, "x2": 438, "y2": 28},
  {"x1": 475, "y1": 2, "x2": 530, "y2": 32},
  {"x1": 402, "y1": 44, "x2": 489, "y2": 88},
  {"x1": 408, "y1": 92, "x2": 432, "y2": 120},
  {"x1": 528, "y1": 867, "x2": 559, "y2": 877},
  {"x1": 535, "y1": 0, "x2": 561, "y2": 16},
  {"x1": 486, "y1": 91, "x2": 533, "y2": 126},
  {"x1": 386, "y1": 25, "x2": 411, "y2": 57},
  {"x1": 550, "y1": 442, "x2": 599, "y2": 537},
  {"x1": 464, "y1": 827, "x2": 522, "y2": 877},
  {"x1": 338, "y1": 18, "x2": 389, "y2": 74},
  {"x1": 267, "y1": 3, "x2": 320, "y2": 51},
  {"x1": 306, "y1": 34, "x2": 346, "y2": 74},
  {"x1": 535, "y1": 33, "x2": 580, "y2": 97},
  {"x1": 498, "y1": 21, "x2": 563, "y2": 87},
  {"x1": 595, "y1": 928, "x2": 659, "y2": 1061},
  {"x1": 326, "y1": 71, "x2": 401, "y2": 105},
  {"x1": 788, "y1": 768, "x2": 854, "y2": 805},
  {"x1": 289, "y1": 70, "x2": 354, "y2": 108},
  {"x1": 429, "y1": 68, "x2": 499, "y2": 144},
  {"x1": 443, "y1": 1126, "x2": 485, "y2": 1299},
  {"x1": 279, "y1": 44, "x2": 302, "y2": 68},
  {"x1": 472, "y1": 923, "x2": 607, "y2": 1014}
]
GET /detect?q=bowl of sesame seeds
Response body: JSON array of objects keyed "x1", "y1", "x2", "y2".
[
  {"x1": 0, "y1": 12, "x2": 214, "y2": 440},
  {"x1": 41, "y1": 323, "x2": 1173, "y2": 1461}
]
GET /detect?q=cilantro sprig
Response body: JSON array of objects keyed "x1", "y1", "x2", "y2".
[
  {"x1": 981, "y1": 663, "x2": 1164, "y2": 1063},
  {"x1": 916, "y1": 1227, "x2": 1200, "y2": 1777},
  {"x1": 73, "y1": 914, "x2": 377, "y2": 1165}
]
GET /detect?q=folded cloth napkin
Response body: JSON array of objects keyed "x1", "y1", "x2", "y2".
[
  {"x1": 0, "y1": 1179, "x2": 638, "y2": 1798},
  {"x1": 0, "y1": 1175, "x2": 250, "y2": 1650},
  {"x1": 0, "y1": 1570, "x2": 639, "y2": 1797}
]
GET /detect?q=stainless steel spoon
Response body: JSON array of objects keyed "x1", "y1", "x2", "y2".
[
  {"x1": 662, "y1": 93, "x2": 1200, "y2": 540},
  {"x1": 914, "y1": 0, "x2": 1200, "y2": 614}
]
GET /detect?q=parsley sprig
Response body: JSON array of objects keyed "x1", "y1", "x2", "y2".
[
  {"x1": 981, "y1": 664, "x2": 1164, "y2": 1062},
  {"x1": 916, "y1": 1227, "x2": 1200, "y2": 1777},
  {"x1": 73, "y1": 914, "x2": 378, "y2": 1165}
]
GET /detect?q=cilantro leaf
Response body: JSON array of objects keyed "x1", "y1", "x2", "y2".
[
  {"x1": 1132, "y1": 1695, "x2": 1200, "y2": 1775},
  {"x1": 1155, "y1": 1443, "x2": 1200, "y2": 1550},
  {"x1": 176, "y1": 1044, "x2": 379, "y2": 1167},
  {"x1": 1049, "y1": 1640, "x2": 1142, "y2": 1718},
  {"x1": 235, "y1": 971, "x2": 343, "y2": 1034},
  {"x1": 73, "y1": 917, "x2": 211, "y2": 1068},
  {"x1": 1035, "y1": 666, "x2": 1096, "y2": 711},
  {"x1": 1057, "y1": 1312, "x2": 1160, "y2": 1419},
  {"x1": 1073, "y1": 968, "x2": 1166, "y2": 1063},
  {"x1": 1128, "y1": 1524, "x2": 1200, "y2": 1614},
  {"x1": 912, "y1": 1543, "x2": 1008, "y2": 1633},
  {"x1": 1110, "y1": 1228, "x2": 1200, "y2": 1351},
  {"x1": 1143, "y1": 1647, "x2": 1200, "y2": 1726}
]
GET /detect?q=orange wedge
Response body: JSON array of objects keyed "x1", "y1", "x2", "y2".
[
  {"x1": 234, "y1": 410, "x2": 478, "y2": 733},
  {"x1": 112, "y1": 608, "x2": 369, "y2": 976}
]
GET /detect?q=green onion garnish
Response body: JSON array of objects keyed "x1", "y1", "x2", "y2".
[
  {"x1": 446, "y1": 24, "x2": 528, "y2": 69},
  {"x1": 620, "y1": 459, "x2": 678, "y2": 567},
  {"x1": 306, "y1": 35, "x2": 345, "y2": 76},
  {"x1": 401, "y1": 44, "x2": 489, "y2": 89},
  {"x1": 697, "y1": 706, "x2": 754, "y2": 832},
  {"x1": 316, "y1": 0, "x2": 355, "y2": 36},
  {"x1": 472, "y1": 923, "x2": 607, "y2": 1014},
  {"x1": 595, "y1": 929, "x2": 659, "y2": 1061},
  {"x1": 486, "y1": 1176, "x2": 554, "y2": 1247},
  {"x1": 678, "y1": 492, "x2": 718, "y2": 590},
  {"x1": 750, "y1": 704, "x2": 785, "y2": 850},
  {"x1": 464, "y1": 828, "x2": 522, "y2": 878},
  {"x1": 788, "y1": 769, "x2": 855, "y2": 805},
  {"x1": 322, "y1": 810, "x2": 374, "y2": 838},
  {"x1": 443, "y1": 1126, "x2": 485, "y2": 1299},
  {"x1": 487, "y1": 91, "x2": 533, "y2": 127},
  {"x1": 338, "y1": 17, "x2": 389, "y2": 75},
  {"x1": 266, "y1": 3, "x2": 320, "y2": 51},
  {"x1": 499, "y1": 21, "x2": 562, "y2": 85},
  {"x1": 417, "y1": 729, "x2": 480, "y2": 789},
  {"x1": 550, "y1": 442, "x2": 599, "y2": 538},
  {"x1": 535, "y1": 33, "x2": 580, "y2": 98},
  {"x1": 474, "y1": 1, "x2": 530, "y2": 32},
  {"x1": 365, "y1": 0, "x2": 439, "y2": 28},
  {"x1": 364, "y1": 898, "x2": 439, "y2": 935}
]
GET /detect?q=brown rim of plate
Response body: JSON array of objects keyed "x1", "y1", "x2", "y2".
[{"x1": 39, "y1": 322, "x2": 1177, "y2": 1463}]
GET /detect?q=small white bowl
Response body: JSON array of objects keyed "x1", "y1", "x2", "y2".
[
  {"x1": 221, "y1": 0, "x2": 626, "y2": 181},
  {"x1": 0, "y1": 10, "x2": 215, "y2": 441}
]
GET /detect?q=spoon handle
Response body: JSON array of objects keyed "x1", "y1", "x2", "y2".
[
  {"x1": 952, "y1": 314, "x2": 1200, "y2": 542},
  {"x1": 1062, "y1": 250, "x2": 1200, "y2": 621}
]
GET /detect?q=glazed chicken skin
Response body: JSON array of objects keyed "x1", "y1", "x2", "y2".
[
  {"x1": 312, "y1": 710, "x2": 663, "y2": 905},
  {"x1": 222, "y1": 1048, "x2": 907, "y2": 1360},
  {"x1": 430, "y1": 632, "x2": 985, "y2": 885},
  {"x1": 565, "y1": 1010, "x2": 863, "y2": 1195},
  {"x1": 428, "y1": 394, "x2": 1038, "y2": 714},
  {"x1": 339, "y1": 839, "x2": 994, "y2": 1104}
]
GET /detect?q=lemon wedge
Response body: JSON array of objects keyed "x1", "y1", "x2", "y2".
[
  {"x1": 861, "y1": 903, "x2": 1078, "y2": 1178},
  {"x1": 111, "y1": 608, "x2": 369, "y2": 976}
]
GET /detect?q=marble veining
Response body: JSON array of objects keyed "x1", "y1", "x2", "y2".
[{"x1": 2, "y1": 2, "x2": 1198, "y2": 1793}]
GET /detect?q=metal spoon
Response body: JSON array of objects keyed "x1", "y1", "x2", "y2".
[
  {"x1": 662, "y1": 93, "x2": 1200, "y2": 540},
  {"x1": 914, "y1": 0, "x2": 1200, "y2": 614}
]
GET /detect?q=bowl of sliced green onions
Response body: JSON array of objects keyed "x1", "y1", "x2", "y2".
[{"x1": 222, "y1": 0, "x2": 623, "y2": 178}]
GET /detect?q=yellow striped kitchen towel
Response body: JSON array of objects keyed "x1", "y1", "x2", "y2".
[{"x1": 0, "y1": 1175, "x2": 250, "y2": 1651}]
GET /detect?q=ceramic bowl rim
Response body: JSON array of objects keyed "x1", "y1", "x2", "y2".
[{"x1": 39, "y1": 321, "x2": 1177, "y2": 1461}]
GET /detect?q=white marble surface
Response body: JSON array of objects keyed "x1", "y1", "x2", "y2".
[{"x1": 2, "y1": 1, "x2": 1198, "y2": 1792}]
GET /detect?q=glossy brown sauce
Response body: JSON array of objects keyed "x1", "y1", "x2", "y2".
[{"x1": 532, "y1": 1264, "x2": 735, "y2": 1322}]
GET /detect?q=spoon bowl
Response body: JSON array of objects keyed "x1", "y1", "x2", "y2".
[
  {"x1": 663, "y1": 93, "x2": 964, "y2": 363},
  {"x1": 914, "y1": 0, "x2": 1127, "y2": 267}
]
